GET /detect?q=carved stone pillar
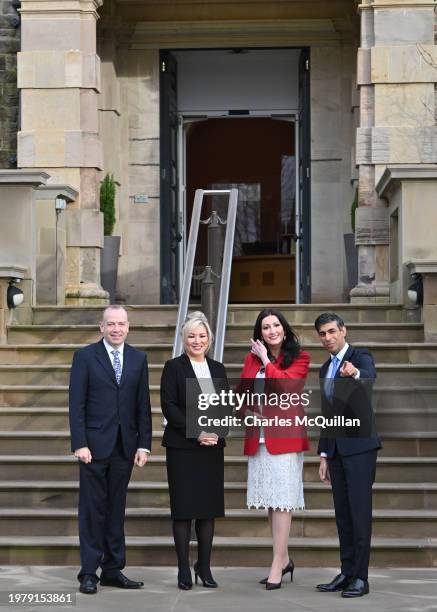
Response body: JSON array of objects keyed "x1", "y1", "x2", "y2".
[
  {"x1": 353, "y1": 0, "x2": 436, "y2": 302},
  {"x1": 17, "y1": 0, "x2": 108, "y2": 304},
  {"x1": 0, "y1": 169, "x2": 50, "y2": 333}
]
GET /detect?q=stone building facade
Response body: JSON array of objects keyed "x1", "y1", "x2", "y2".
[{"x1": 1, "y1": 0, "x2": 437, "y2": 326}]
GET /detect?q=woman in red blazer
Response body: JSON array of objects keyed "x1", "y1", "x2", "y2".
[{"x1": 238, "y1": 308, "x2": 310, "y2": 590}]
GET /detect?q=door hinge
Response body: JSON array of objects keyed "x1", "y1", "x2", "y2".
[
  {"x1": 306, "y1": 167, "x2": 310, "y2": 179},
  {"x1": 305, "y1": 59, "x2": 309, "y2": 71},
  {"x1": 161, "y1": 61, "x2": 166, "y2": 73}
]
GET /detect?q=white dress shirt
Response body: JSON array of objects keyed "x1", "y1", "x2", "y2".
[
  {"x1": 103, "y1": 338, "x2": 150, "y2": 454},
  {"x1": 320, "y1": 342, "x2": 360, "y2": 458}
]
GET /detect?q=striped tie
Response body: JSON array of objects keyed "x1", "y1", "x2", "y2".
[{"x1": 112, "y1": 349, "x2": 122, "y2": 384}]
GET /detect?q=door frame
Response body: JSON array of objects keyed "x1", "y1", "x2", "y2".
[
  {"x1": 160, "y1": 46, "x2": 312, "y2": 304},
  {"x1": 178, "y1": 112, "x2": 303, "y2": 303}
]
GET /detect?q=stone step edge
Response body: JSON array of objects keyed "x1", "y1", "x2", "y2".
[
  {"x1": 1, "y1": 508, "x2": 436, "y2": 519},
  {"x1": 0, "y1": 341, "x2": 435, "y2": 351},
  {"x1": 6, "y1": 322, "x2": 424, "y2": 331},
  {"x1": 0, "y1": 430, "x2": 436, "y2": 439},
  {"x1": 2, "y1": 404, "x2": 437, "y2": 415},
  {"x1": 0, "y1": 455, "x2": 435, "y2": 466},
  {"x1": 2, "y1": 395, "x2": 437, "y2": 412},
  {"x1": 0, "y1": 536, "x2": 434, "y2": 549},
  {"x1": 1, "y1": 364, "x2": 436, "y2": 376},
  {"x1": 32, "y1": 304, "x2": 410, "y2": 310},
  {"x1": 3, "y1": 365, "x2": 437, "y2": 387},
  {"x1": 0, "y1": 481, "x2": 435, "y2": 491},
  {"x1": 3, "y1": 384, "x2": 437, "y2": 392}
]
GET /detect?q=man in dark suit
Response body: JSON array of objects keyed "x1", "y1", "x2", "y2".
[
  {"x1": 314, "y1": 312, "x2": 381, "y2": 598},
  {"x1": 69, "y1": 305, "x2": 152, "y2": 594}
]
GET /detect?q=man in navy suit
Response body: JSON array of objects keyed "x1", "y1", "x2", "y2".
[
  {"x1": 314, "y1": 312, "x2": 381, "y2": 598},
  {"x1": 69, "y1": 305, "x2": 152, "y2": 594}
]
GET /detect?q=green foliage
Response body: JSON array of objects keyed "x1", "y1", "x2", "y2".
[
  {"x1": 100, "y1": 174, "x2": 116, "y2": 236},
  {"x1": 351, "y1": 188, "x2": 358, "y2": 234}
]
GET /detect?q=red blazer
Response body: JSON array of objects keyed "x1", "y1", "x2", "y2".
[{"x1": 238, "y1": 350, "x2": 310, "y2": 456}]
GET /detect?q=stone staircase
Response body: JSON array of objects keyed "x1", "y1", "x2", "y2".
[{"x1": 0, "y1": 304, "x2": 436, "y2": 566}]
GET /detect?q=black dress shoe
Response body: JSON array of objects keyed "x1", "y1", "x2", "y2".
[
  {"x1": 341, "y1": 578, "x2": 369, "y2": 598},
  {"x1": 100, "y1": 572, "x2": 144, "y2": 589},
  {"x1": 260, "y1": 560, "x2": 294, "y2": 585},
  {"x1": 79, "y1": 574, "x2": 97, "y2": 594},
  {"x1": 316, "y1": 573, "x2": 351, "y2": 592}
]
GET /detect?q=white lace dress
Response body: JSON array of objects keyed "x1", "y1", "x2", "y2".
[{"x1": 246, "y1": 369, "x2": 305, "y2": 512}]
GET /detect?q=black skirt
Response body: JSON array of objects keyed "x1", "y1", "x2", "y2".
[{"x1": 166, "y1": 446, "x2": 225, "y2": 520}]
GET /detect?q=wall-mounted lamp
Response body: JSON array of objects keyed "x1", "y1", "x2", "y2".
[
  {"x1": 7, "y1": 280, "x2": 24, "y2": 309},
  {"x1": 55, "y1": 197, "x2": 67, "y2": 212},
  {"x1": 408, "y1": 273, "x2": 423, "y2": 306}
]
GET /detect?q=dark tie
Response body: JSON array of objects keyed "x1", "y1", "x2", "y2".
[{"x1": 112, "y1": 349, "x2": 122, "y2": 384}]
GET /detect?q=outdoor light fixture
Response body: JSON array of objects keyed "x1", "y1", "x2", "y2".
[
  {"x1": 7, "y1": 281, "x2": 24, "y2": 309},
  {"x1": 408, "y1": 273, "x2": 423, "y2": 306},
  {"x1": 55, "y1": 197, "x2": 66, "y2": 212}
]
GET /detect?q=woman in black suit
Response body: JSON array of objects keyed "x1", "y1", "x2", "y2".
[{"x1": 160, "y1": 311, "x2": 228, "y2": 590}]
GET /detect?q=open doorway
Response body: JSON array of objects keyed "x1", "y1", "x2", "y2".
[
  {"x1": 160, "y1": 47, "x2": 310, "y2": 304},
  {"x1": 186, "y1": 118, "x2": 296, "y2": 302}
]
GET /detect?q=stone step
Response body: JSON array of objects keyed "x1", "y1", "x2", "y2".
[
  {"x1": 0, "y1": 535, "x2": 434, "y2": 566},
  {"x1": 2, "y1": 341, "x2": 437, "y2": 367},
  {"x1": 33, "y1": 305, "x2": 180, "y2": 325},
  {"x1": 6, "y1": 322, "x2": 424, "y2": 345},
  {"x1": 31, "y1": 304, "x2": 419, "y2": 325},
  {"x1": 0, "y1": 430, "x2": 435, "y2": 456},
  {"x1": 0, "y1": 362, "x2": 436, "y2": 399},
  {"x1": 0, "y1": 455, "x2": 434, "y2": 483},
  {"x1": 1, "y1": 507, "x2": 435, "y2": 539},
  {"x1": 4, "y1": 304, "x2": 429, "y2": 570},
  {"x1": 1, "y1": 403, "x2": 436, "y2": 433},
  {"x1": 0, "y1": 480, "x2": 436, "y2": 511}
]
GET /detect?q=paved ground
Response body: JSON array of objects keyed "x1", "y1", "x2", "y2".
[{"x1": 0, "y1": 566, "x2": 436, "y2": 612}]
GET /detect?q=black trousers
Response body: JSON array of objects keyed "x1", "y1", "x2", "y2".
[
  {"x1": 78, "y1": 431, "x2": 133, "y2": 579},
  {"x1": 328, "y1": 449, "x2": 377, "y2": 580}
]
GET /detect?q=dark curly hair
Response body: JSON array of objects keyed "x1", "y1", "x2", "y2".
[{"x1": 252, "y1": 308, "x2": 301, "y2": 369}]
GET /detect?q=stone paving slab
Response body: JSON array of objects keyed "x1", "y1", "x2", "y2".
[{"x1": 0, "y1": 566, "x2": 436, "y2": 612}]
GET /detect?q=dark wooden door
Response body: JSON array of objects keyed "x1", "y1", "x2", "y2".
[
  {"x1": 160, "y1": 51, "x2": 180, "y2": 303},
  {"x1": 298, "y1": 47, "x2": 311, "y2": 303}
]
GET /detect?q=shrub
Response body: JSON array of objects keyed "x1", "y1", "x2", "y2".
[{"x1": 100, "y1": 173, "x2": 116, "y2": 236}]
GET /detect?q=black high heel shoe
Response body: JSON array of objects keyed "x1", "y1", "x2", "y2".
[
  {"x1": 177, "y1": 569, "x2": 192, "y2": 590},
  {"x1": 193, "y1": 562, "x2": 218, "y2": 588},
  {"x1": 260, "y1": 560, "x2": 294, "y2": 587}
]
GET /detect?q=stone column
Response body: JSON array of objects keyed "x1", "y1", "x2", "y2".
[
  {"x1": 17, "y1": 0, "x2": 108, "y2": 305},
  {"x1": 0, "y1": 169, "x2": 50, "y2": 334},
  {"x1": 353, "y1": 0, "x2": 436, "y2": 302},
  {"x1": 35, "y1": 185, "x2": 78, "y2": 305},
  {"x1": 407, "y1": 261, "x2": 437, "y2": 341},
  {"x1": 0, "y1": 279, "x2": 8, "y2": 344}
]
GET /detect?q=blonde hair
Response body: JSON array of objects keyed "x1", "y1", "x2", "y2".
[{"x1": 182, "y1": 311, "x2": 214, "y2": 353}]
